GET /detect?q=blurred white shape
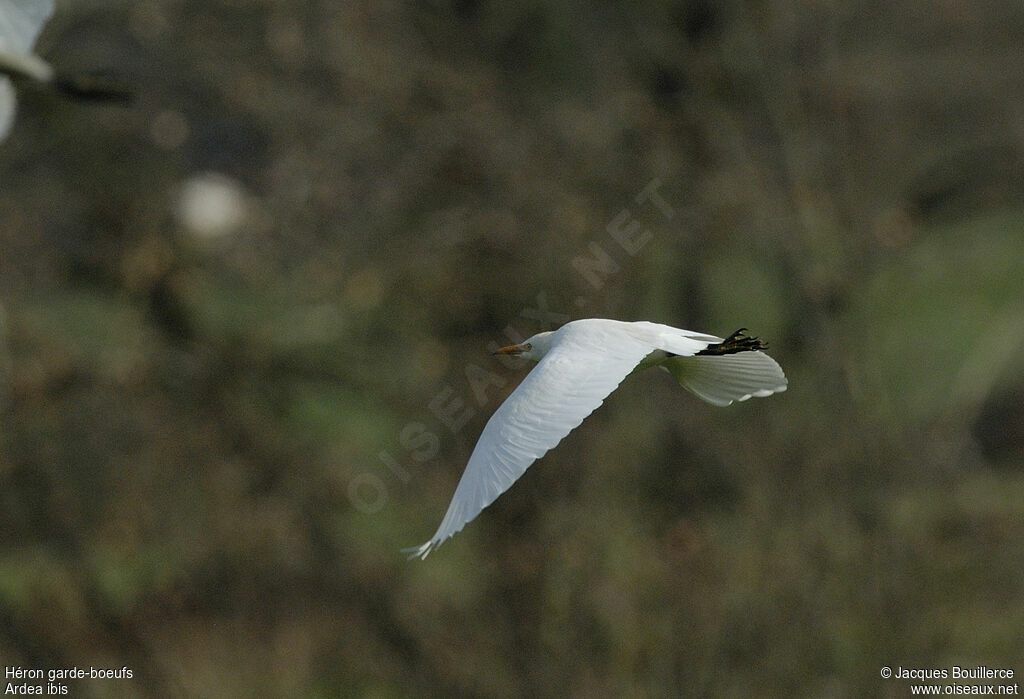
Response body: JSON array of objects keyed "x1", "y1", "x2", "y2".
[
  {"x1": 175, "y1": 172, "x2": 251, "y2": 241},
  {"x1": 0, "y1": 0, "x2": 55, "y2": 142},
  {"x1": 0, "y1": 0, "x2": 53, "y2": 54},
  {"x1": 0, "y1": 81, "x2": 15, "y2": 139}
]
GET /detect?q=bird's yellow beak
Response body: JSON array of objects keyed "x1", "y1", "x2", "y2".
[{"x1": 493, "y1": 343, "x2": 527, "y2": 356}]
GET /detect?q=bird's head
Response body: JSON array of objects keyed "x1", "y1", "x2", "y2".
[{"x1": 492, "y1": 330, "x2": 555, "y2": 362}]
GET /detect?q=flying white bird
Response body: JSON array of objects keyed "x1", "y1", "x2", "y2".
[
  {"x1": 0, "y1": 0, "x2": 54, "y2": 142},
  {"x1": 404, "y1": 319, "x2": 787, "y2": 559},
  {"x1": 0, "y1": 0, "x2": 128, "y2": 143}
]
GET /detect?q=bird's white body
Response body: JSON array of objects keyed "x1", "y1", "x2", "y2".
[
  {"x1": 0, "y1": 0, "x2": 55, "y2": 142},
  {"x1": 405, "y1": 319, "x2": 787, "y2": 559}
]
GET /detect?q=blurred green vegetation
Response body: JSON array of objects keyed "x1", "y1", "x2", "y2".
[{"x1": 2, "y1": 0, "x2": 1023, "y2": 696}]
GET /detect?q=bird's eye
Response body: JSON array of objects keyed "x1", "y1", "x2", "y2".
[{"x1": 523, "y1": 343, "x2": 532, "y2": 351}]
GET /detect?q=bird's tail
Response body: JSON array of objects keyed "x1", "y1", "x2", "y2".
[{"x1": 663, "y1": 350, "x2": 787, "y2": 407}]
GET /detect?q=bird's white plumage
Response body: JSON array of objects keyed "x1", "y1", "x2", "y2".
[
  {"x1": 0, "y1": 0, "x2": 55, "y2": 142},
  {"x1": 404, "y1": 319, "x2": 787, "y2": 559},
  {"x1": 663, "y1": 351, "x2": 787, "y2": 407},
  {"x1": 0, "y1": 0, "x2": 54, "y2": 55}
]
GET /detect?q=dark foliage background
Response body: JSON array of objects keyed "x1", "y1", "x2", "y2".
[{"x1": 2, "y1": 0, "x2": 1023, "y2": 696}]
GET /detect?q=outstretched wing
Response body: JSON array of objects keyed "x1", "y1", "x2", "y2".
[{"x1": 404, "y1": 322, "x2": 657, "y2": 559}]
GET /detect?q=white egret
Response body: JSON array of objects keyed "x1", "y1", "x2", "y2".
[
  {"x1": 0, "y1": 0, "x2": 128, "y2": 143},
  {"x1": 404, "y1": 319, "x2": 787, "y2": 559},
  {"x1": 0, "y1": 0, "x2": 54, "y2": 142}
]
